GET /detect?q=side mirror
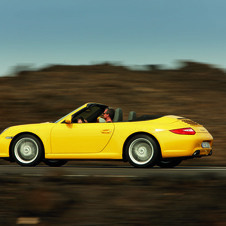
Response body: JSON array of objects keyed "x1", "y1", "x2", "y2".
[{"x1": 64, "y1": 116, "x2": 72, "y2": 124}]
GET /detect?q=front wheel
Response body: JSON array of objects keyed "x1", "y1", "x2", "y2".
[
  {"x1": 125, "y1": 134, "x2": 160, "y2": 168},
  {"x1": 11, "y1": 134, "x2": 44, "y2": 166},
  {"x1": 157, "y1": 158, "x2": 182, "y2": 168},
  {"x1": 43, "y1": 159, "x2": 68, "y2": 167}
]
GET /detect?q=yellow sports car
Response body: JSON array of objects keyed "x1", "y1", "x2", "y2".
[{"x1": 0, "y1": 103, "x2": 213, "y2": 168}]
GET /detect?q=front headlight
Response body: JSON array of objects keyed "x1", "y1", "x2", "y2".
[{"x1": 0, "y1": 127, "x2": 9, "y2": 135}]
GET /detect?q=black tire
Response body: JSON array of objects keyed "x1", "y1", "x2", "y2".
[
  {"x1": 43, "y1": 159, "x2": 68, "y2": 167},
  {"x1": 125, "y1": 134, "x2": 160, "y2": 168},
  {"x1": 157, "y1": 158, "x2": 182, "y2": 168},
  {"x1": 11, "y1": 134, "x2": 43, "y2": 166}
]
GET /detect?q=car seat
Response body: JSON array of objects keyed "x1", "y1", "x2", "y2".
[
  {"x1": 113, "y1": 108, "x2": 123, "y2": 122},
  {"x1": 128, "y1": 111, "x2": 136, "y2": 121}
]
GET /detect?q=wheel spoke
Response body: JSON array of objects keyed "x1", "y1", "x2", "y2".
[
  {"x1": 14, "y1": 137, "x2": 39, "y2": 164},
  {"x1": 129, "y1": 138, "x2": 154, "y2": 165}
]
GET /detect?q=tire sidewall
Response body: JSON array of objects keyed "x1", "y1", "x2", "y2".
[
  {"x1": 11, "y1": 134, "x2": 43, "y2": 166},
  {"x1": 43, "y1": 159, "x2": 67, "y2": 167},
  {"x1": 157, "y1": 158, "x2": 182, "y2": 168},
  {"x1": 126, "y1": 134, "x2": 160, "y2": 168}
]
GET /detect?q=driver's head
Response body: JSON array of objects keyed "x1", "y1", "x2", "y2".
[{"x1": 103, "y1": 108, "x2": 115, "y2": 120}]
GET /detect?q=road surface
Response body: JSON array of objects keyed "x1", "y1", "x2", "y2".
[{"x1": 1, "y1": 165, "x2": 226, "y2": 178}]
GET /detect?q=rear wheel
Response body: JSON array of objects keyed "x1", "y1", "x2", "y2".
[
  {"x1": 125, "y1": 134, "x2": 160, "y2": 168},
  {"x1": 11, "y1": 134, "x2": 43, "y2": 166},
  {"x1": 157, "y1": 158, "x2": 182, "y2": 168},
  {"x1": 43, "y1": 159, "x2": 68, "y2": 167}
]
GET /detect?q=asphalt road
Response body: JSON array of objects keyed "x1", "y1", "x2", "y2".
[{"x1": 1, "y1": 165, "x2": 226, "y2": 179}]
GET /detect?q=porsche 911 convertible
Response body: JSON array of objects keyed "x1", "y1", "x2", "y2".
[{"x1": 0, "y1": 103, "x2": 213, "y2": 167}]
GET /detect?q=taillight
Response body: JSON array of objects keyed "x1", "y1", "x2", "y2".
[{"x1": 170, "y1": 128, "x2": 196, "y2": 135}]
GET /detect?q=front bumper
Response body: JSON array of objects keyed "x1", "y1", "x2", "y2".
[{"x1": 0, "y1": 135, "x2": 13, "y2": 157}]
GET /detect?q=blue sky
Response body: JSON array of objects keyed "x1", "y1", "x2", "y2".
[{"x1": 1, "y1": 0, "x2": 226, "y2": 76}]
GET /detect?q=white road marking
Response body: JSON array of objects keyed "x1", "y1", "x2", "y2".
[
  {"x1": 164, "y1": 168, "x2": 226, "y2": 171},
  {"x1": 22, "y1": 174, "x2": 43, "y2": 176},
  {"x1": 65, "y1": 174, "x2": 138, "y2": 178},
  {"x1": 21, "y1": 173, "x2": 138, "y2": 177}
]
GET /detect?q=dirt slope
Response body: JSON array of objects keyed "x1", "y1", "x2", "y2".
[{"x1": 0, "y1": 61, "x2": 225, "y2": 165}]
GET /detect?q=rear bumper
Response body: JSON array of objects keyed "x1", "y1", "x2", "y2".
[
  {"x1": 160, "y1": 131, "x2": 213, "y2": 158},
  {"x1": 193, "y1": 149, "x2": 212, "y2": 157}
]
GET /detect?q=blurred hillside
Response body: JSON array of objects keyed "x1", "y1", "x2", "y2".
[{"x1": 0, "y1": 61, "x2": 225, "y2": 165}]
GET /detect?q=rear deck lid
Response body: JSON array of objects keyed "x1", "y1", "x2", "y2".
[{"x1": 178, "y1": 118, "x2": 209, "y2": 133}]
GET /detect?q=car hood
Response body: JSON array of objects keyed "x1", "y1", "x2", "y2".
[{"x1": 2, "y1": 122, "x2": 55, "y2": 137}]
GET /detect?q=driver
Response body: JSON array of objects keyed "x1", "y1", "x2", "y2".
[
  {"x1": 77, "y1": 117, "x2": 87, "y2": 123},
  {"x1": 102, "y1": 108, "x2": 115, "y2": 123}
]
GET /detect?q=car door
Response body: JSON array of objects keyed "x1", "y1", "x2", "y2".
[{"x1": 50, "y1": 122, "x2": 114, "y2": 154}]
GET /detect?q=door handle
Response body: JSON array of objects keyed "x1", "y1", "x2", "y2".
[{"x1": 101, "y1": 129, "x2": 112, "y2": 134}]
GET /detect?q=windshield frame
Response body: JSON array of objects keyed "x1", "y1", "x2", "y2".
[{"x1": 54, "y1": 103, "x2": 108, "y2": 123}]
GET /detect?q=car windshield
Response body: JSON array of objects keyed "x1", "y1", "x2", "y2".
[
  {"x1": 72, "y1": 104, "x2": 107, "y2": 123},
  {"x1": 55, "y1": 104, "x2": 86, "y2": 123}
]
